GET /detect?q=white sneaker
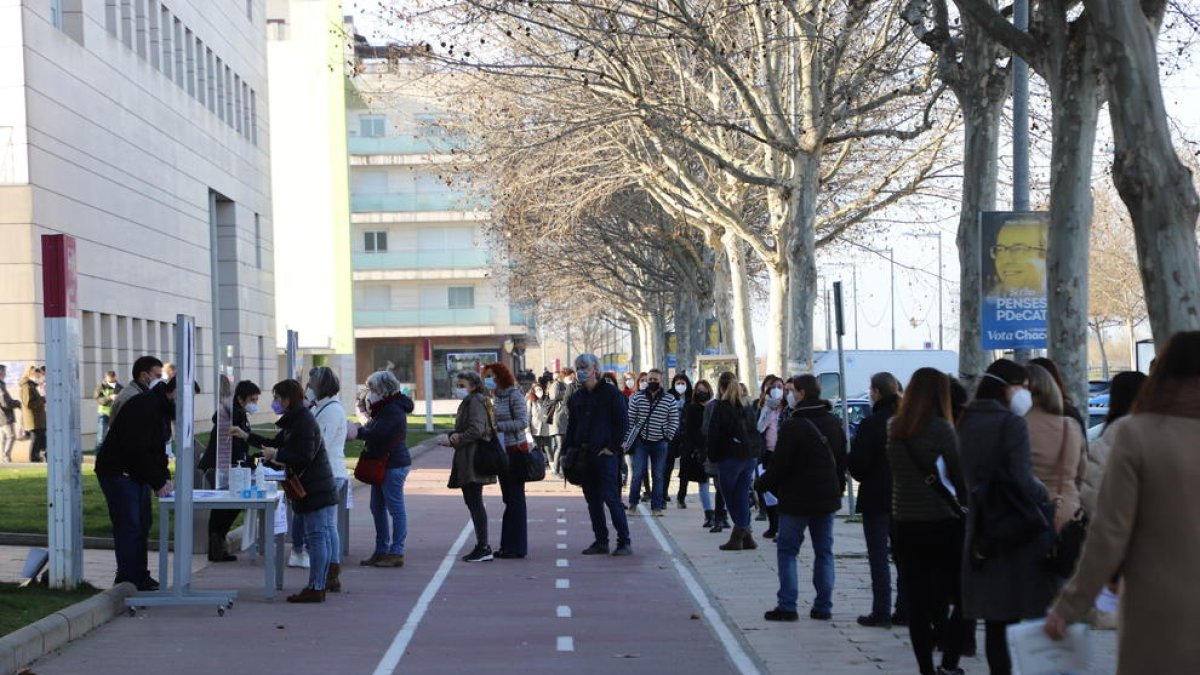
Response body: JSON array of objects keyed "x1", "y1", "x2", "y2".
[{"x1": 288, "y1": 550, "x2": 310, "y2": 568}]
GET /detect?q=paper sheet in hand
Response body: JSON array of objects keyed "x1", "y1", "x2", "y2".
[{"x1": 1007, "y1": 619, "x2": 1089, "y2": 675}]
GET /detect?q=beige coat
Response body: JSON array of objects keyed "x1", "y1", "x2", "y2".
[
  {"x1": 447, "y1": 393, "x2": 498, "y2": 489},
  {"x1": 1052, "y1": 413, "x2": 1200, "y2": 674},
  {"x1": 1079, "y1": 426, "x2": 1113, "y2": 515},
  {"x1": 1027, "y1": 408, "x2": 1086, "y2": 531}
]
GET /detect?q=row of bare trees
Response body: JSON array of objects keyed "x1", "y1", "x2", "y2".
[{"x1": 372, "y1": 0, "x2": 1199, "y2": 391}]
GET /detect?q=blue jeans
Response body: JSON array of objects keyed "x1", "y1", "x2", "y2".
[
  {"x1": 717, "y1": 458, "x2": 757, "y2": 528},
  {"x1": 628, "y1": 439, "x2": 669, "y2": 510},
  {"x1": 862, "y1": 513, "x2": 893, "y2": 616},
  {"x1": 292, "y1": 478, "x2": 346, "y2": 564},
  {"x1": 697, "y1": 479, "x2": 713, "y2": 511},
  {"x1": 371, "y1": 467, "x2": 411, "y2": 555},
  {"x1": 97, "y1": 473, "x2": 152, "y2": 586},
  {"x1": 498, "y1": 451, "x2": 529, "y2": 556},
  {"x1": 96, "y1": 414, "x2": 110, "y2": 450},
  {"x1": 582, "y1": 451, "x2": 630, "y2": 546},
  {"x1": 302, "y1": 504, "x2": 336, "y2": 590},
  {"x1": 776, "y1": 512, "x2": 836, "y2": 614}
]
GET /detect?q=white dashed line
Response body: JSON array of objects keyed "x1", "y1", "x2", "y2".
[
  {"x1": 556, "y1": 543, "x2": 567, "y2": 550},
  {"x1": 556, "y1": 636, "x2": 575, "y2": 652},
  {"x1": 556, "y1": 605, "x2": 572, "y2": 618},
  {"x1": 555, "y1": 578, "x2": 570, "y2": 589},
  {"x1": 556, "y1": 558, "x2": 569, "y2": 568},
  {"x1": 556, "y1": 507, "x2": 566, "y2": 513},
  {"x1": 556, "y1": 518, "x2": 567, "y2": 524},
  {"x1": 556, "y1": 529, "x2": 567, "y2": 536}
]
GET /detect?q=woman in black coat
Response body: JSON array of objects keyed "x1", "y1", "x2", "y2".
[
  {"x1": 958, "y1": 359, "x2": 1053, "y2": 675},
  {"x1": 682, "y1": 380, "x2": 717, "y2": 527},
  {"x1": 199, "y1": 379, "x2": 261, "y2": 562},
  {"x1": 236, "y1": 379, "x2": 338, "y2": 603}
]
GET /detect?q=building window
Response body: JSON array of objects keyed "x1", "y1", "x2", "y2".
[
  {"x1": 364, "y1": 231, "x2": 388, "y2": 252},
  {"x1": 363, "y1": 285, "x2": 391, "y2": 309},
  {"x1": 360, "y1": 116, "x2": 386, "y2": 138},
  {"x1": 448, "y1": 286, "x2": 474, "y2": 309}
]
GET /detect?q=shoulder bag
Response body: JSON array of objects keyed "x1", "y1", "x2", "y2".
[
  {"x1": 969, "y1": 418, "x2": 1053, "y2": 563},
  {"x1": 900, "y1": 439, "x2": 966, "y2": 518},
  {"x1": 1047, "y1": 420, "x2": 1089, "y2": 577},
  {"x1": 472, "y1": 400, "x2": 509, "y2": 477},
  {"x1": 349, "y1": 401, "x2": 388, "y2": 485}
]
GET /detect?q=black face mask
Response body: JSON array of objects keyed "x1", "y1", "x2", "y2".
[
  {"x1": 645, "y1": 381, "x2": 660, "y2": 393},
  {"x1": 694, "y1": 390, "x2": 711, "y2": 402}
]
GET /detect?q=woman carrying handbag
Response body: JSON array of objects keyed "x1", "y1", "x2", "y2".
[
  {"x1": 483, "y1": 362, "x2": 531, "y2": 559},
  {"x1": 440, "y1": 371, "x2": 499, "y2": 563}
]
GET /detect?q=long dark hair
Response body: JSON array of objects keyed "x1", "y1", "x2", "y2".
[
  {"x1": 974, "y1": 359, "x2": 1028, "y2": 403},
  {"x1": 1104, "y1": 371, "x2": 1148, "y2": 430},
  {"x1": 890, "y1": 368, "x2": 952, "y2": 440},
  {"x1": 1133, "y1": 331, "x2": 1200, "y2": 415},
  {"x1": 672, "y1": 373, "x2": 693, "y2": 402}
]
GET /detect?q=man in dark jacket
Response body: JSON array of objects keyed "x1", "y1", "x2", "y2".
[
  {"x1": 847, "y1": 372, "x2": 902, "y2": 628},
  {"x1": 756, "y1": 374, "x2": 847, "y2": 622},
  {"x1": 95, "y1": 375, "x2": 178, "y2": 591},
  {"x1": 564, "y1": 353, "x2": 631, "y2": 556}
]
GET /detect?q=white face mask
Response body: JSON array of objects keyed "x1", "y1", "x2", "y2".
[
  {"x1": 244, "y1": 403, "x2": 258, "y2": 415},
  {"x1": 534, "y1": 389, "x2": 544, "y2": 399},
  {"x1": 786, "y1": 391, "x2": 799, "y2": 409},
  {"x1": 625, "y1": 379, "x2": 634, "y2": 388},
  {"x1": 305, "y1": 388, "x2": 317, "y2": 403},
  {"x1": 1009, "y1": 388, "x2": 1034, "y2": 416},
  {"x1": 674, "y1": 383, "x2": 687, "y2": 395},
  {"x1": 769, "y1": 387, "x2": 784, "y2": 401},
  {"x1": 638, "y1": 381, "x2": 648, "y2": 391},
  {"x1": 454, "y1": 387, "x2": 469, "y2": 400}
]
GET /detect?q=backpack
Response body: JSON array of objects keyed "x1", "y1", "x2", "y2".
[{"x1": 730, "y1": 404, "x2": 764, "y2": 458}]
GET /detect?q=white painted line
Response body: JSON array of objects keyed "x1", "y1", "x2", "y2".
[
  {"x1": 556, "y1": 507, "x2": 566, "y2": 513},
  {"x1": 556, "y1": 529, "x2": 568, "y2": 536},
  {"x1": 556, "y1": 543, "x2": 567, "y2": 550},
  {"x1": 556, "y1": 558, "x2": 569, "y2": 568},
  {"x1": 556, "y1": 518, "x2": 567, "y2": 524},
  {"x1": 372, "y1": 520, "x2": 473, "y2": 675},
  {"x1": 642, "y1": 511, "x2": 761, "y2": 675},
  {"x1": 555, "y1": 578, "x2": 570, "y2": 589},
  {"x1": 556, "y1": 636, "x2": 575, "y2": 652},
  {"x1": 556, "y1": 605, "x2": 572, "y2": 618}
]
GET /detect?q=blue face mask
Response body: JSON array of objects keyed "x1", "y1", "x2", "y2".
[
  {"x1": 271, "y1": 400, "x2": 286, "y2": 415},
  {"x1": 484, "y1": 377, "x2": 496, "y2": 391},
  {"x1": 576, "y1": 369, "x2": 592, "y2": 384}
]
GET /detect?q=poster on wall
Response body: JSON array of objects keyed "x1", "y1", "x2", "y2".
[
  {"x1": 702, "y1": 319, "x2": 723, "y2": 356},
  {"x1": 664, "y1": 332, "x2": 678, "y2": 369},
  {"x1": 445, "y1": 352, "x2": 498, "y2": 376},
  {"x1": 980, "y1": 211, "x2": 1049, "y2": 350}
]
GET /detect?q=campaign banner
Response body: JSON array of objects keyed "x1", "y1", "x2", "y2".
[{"x1": 980, "y1": 211, "x2": 1049, "y2": 350}]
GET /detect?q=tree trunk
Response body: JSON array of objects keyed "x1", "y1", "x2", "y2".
[
  {"x1": 786, "y1": 157, "x2": 821, "y2": 372},
  {"x1": 711, "y1": 245, "x2": 735, "y2": 357},
  {"x1": 1086, "y1": 0, "x2": 1200, "y2": 342},
  {"x1": 674, "y1": 288, "x2": 700, "y2": 377},
  {"x1": 954, "y1": 91, "x2": 1003, "y2": 384},
  {"x1": 628, "y1": 317, "x2": 642, "y2": 373},
  {"x1": 1091, "y1": 323, "x2": 1110, "y2": 379},
  {"x1": 1046, "y1": 32, "x2": 1102, "y2": 411},
  {"x1": 722, "y1": 230, "x2": 759, "y2": 384},
  {"x1": 1126, "y1": 318, "x2": 1137, "y2": 372},
  {"x1": 766, "y1": 264, "x2": 788, "y2": 377},
  {"x1": 647, "y1": 311, "x2": 667, "y2": 372}
]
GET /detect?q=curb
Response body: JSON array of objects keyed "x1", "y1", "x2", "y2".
[{"x1": 0, "y1": 581, "x2": 137, "y2": 675}]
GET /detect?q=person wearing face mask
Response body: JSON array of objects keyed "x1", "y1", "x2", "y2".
[
  {"x1": 754, "y1": 376, "x2": 786, "y2": 537},
  {"x1": 292, "y1": 367, "x2": 350, "y2": 585},
  {"x1": 547, "y1": 369, "x2": 577, "y2": 476},
  {"x1": 441, "y1": 370, "x2": 499, "y2": 562},
  {"x1": 621, "y1": 372, "x2": 637, "y2": 398},
  {"x1": 664, "y1": 374, "x2": 692, "y2": 509},
  {"x1": 623, "y1": 368, "x2": 679, "y2": 516},
  {"x1": 197, "y1": 379, "x2": 261, "y2": 562},
  {"x1": 847, "y1": 372, "x2": 903, "y2": 628},
  {"x1": 18, "y1": 365, "x2": 47, "y2": 462},
  {"x1": 110, "y1": 356, "x2": 164, "y2": 425},
  {"x1": 682, "y1": 380, "x2": 718, "y2": 526},
  {"x1": 482, "y1": 362, "x2": 531, "y2": 559},
  {"x1": 528, "y1": 376, "x2": 555, "y2": 475},
  {"x1": 349, "y1": 370, "x2": 415, "y2": 569},
  {"x1": 94, "y1": 373, "x2": 181, "y2": 591},
  {"x1": 957, "y1": 359, "x2": 1052, "y2": 675}
]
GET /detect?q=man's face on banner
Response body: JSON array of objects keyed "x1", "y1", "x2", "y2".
[{"x1": 991, "y1": 221, "x2": 1046, "y2": 294}]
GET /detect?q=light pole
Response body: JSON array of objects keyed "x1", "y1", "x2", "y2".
[{"x1": 888, "y1": 248, "x2": 896, "y2": 350}]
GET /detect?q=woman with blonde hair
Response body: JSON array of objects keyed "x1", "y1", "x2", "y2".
[
  {"x1": 1025, "y1": 364, "x2": 1086, "y2": 534},
  {"x1": 706, "y1": 372, "x2": 762, "y2": 551}
]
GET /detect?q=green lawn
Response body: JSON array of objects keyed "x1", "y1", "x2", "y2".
[
  {"x1": 0, "y1": 582, "x2": 100, "y2": 637},
  {"x1": 0, "y1": 466, "x2": 137, "y2": 538}
]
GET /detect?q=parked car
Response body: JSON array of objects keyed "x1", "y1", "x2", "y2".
[
  {"x1": 1086, "y1": 406, "x2": 1108, "y2": 442},
  {"x1": 1088, "y1": 393, "x2": 1109, "y2": 408},
  {"x1": 1088, "y1": 379, "x2": 1110, "y2": 397},
  {"x1": 830, "y1": 398, "x2": 873, "y2": 441}
]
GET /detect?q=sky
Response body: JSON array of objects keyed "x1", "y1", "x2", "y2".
[{"x1": 347, "y1": 4, "x2": 1200, "y2": 360}]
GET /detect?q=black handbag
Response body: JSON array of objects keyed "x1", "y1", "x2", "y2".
[
  {"x1": 1047, "y1": 422, "x2": 1089, "y2": 577},
  {"x1": 525, "y1": 446, "x2": 547, "y2": 482},
  {"x1": 561, "y1": 445, "x2": 589, "y2": 486},
  {"x1": 900, "y1": 440, "x2": 966, "y2": 518},
  {"x1": 473, "y1": 431, "x2": 508, "y2": 476}
]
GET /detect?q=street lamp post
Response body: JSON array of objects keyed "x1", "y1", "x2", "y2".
[{"x1": 888, "y1": 248, "x2": 896, "y2": 350}]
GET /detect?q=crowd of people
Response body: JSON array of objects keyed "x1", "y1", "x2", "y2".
[{"x1": 81, "y1": 329, "x2": 1200, "y2": 673}]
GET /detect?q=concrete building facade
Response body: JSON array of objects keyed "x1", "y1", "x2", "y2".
[
  {"x1": 0, "y1": 0, "x2": 275, "y2": 450},
  {"x1": 345, "y1": 29, "x2": 531, "y2": 397}
]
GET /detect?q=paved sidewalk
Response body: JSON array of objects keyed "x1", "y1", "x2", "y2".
[{"x1": 650, "y1": 487, "x2": 1118, "y2": 674}]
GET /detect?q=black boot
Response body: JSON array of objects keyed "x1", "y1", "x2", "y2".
[
  {"x1": 710, "y1": 513, "x2": 730, "y2": 533},
  {"x1": 702, "y1": 510, "x2": 715, "y2": 528},
  {"x1": 208, "y1": 533, "x2": 237, "y2": 562}
]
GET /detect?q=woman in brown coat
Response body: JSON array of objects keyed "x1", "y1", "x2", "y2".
[
  {"x1": 1025, "y1": 364, "x2": 1086, "y2": 533},
  {"x1": 1046, "y1": 331, "x2": 1200, "y2": 673},
  {"x1": 19, "y1": 366, "x2": 47, "y2": 462},
  {"x1": 440, "y1": 370, "x2": 498, "y2": 563}
]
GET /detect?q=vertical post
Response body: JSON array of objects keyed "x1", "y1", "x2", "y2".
[
  {"x1": 889, "y1": 249, "x2": 896, "y2": 350},
  {"x1": 423, "y1": 338, "x2": 433, "y2": 433},
  {"x1": 937, "y1": 231, "x2": 944, "y2": 351},
  {"x1": 824, "y1": 285, "x2": 832, "y2": 352},
  {"x1": 43, "y1": 234, "x2": 83, "y2": 589},
  {"x1": 833, "y1": 281, "x2": 853, "y2": 515},
  {"x1": 286, "y1": 330, "x2": 298, "y2": 381},
  {"x1": 565, "y1": 324, "x2": 572, "y2": 372},
  {"x1": 173, "y1": 315, "x2": 197, "y2": 593},
  {"x1": 208, "y1": 192, "x2": 221, "y2": 432},
  {"x1": 852, "y1": 263, "x2": 860, "y2": 350},
  {"x1": 1011, "y1": 0, "x2": 1032, "y2": 364}
]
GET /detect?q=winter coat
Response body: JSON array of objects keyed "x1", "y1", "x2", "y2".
[
  {"x1": 530, "y1": 396, "x2": 553, "y2": 437},
  {"x1": 549, "y1": 380, "x2": 576, "y2": 433},
  {"x1": 249, "y1": 406, "x2": 337, "y2": 514},
  {"x1": 312, "y1": 397, "x2": 349, "y2": 480},
  {"x1": 847, "y1": 395, "x2": 898, "y2": 515},
  {"x1": 94, "y1": 381, "x2": 122, "y2": 417},
  {"x1": 563, "y1": 381, "x2": 628, "y2": 457},
  {"x1": 706, "y1": 401, "x2": 761, "y2": 462},
  {"x1": 448, "y1": 393, "x2": 498, "y2": 488},
  {"x1": 357, "y1": 393, "x2": 413, "y2": 470},
  {"x1": 1027, "y1": 408, "x2": 1086, "y2": 531},
  {"x1": 1051, "y1": 407, "x2": 1200, "y2": 674},
  {"x1": 886, "y1": 417, "x2": 967, "y2": 522},
  {"x1": 110, "y1": 379, "x2": 149, "y2": 424},
  {"x1": 755, "y1": 414, "x2": 842, "y2": 517},
  {"x1": 678, "y1": 401, "x2": 709, "y2": 482},
  {"x1": 0, "y1": 381, "x2": 16, "y2": 425},
  {"x1": 19, "y1": 377, "x2": 45, "y2": 431},
  {"x1": 958, "y1": 399, "x2": 1054, "y2": 621},
  {"x1": 788, "y1": 401, "x2": 848, "y2": 495},
  {"x1": 624, "y1": 388, "x2": 679, "y2": 447},
  {"x1": 492, "y1": 385, "x2": 529, "y2": 449},
  {"x1": 94, "y1": 387, "x2": 173, "y2": 490},
  {"x1": 1079, "y1": 423, "x2": 1114, "y2": 516},
  {"x1": 198, "y1": 403, "x2": 254, "y2": 472}
]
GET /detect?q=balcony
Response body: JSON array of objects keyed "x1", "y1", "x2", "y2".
[
  {"x1": 352, "y1": 249, "x2": 490, "y2": 271},
  {"x1": 348, "y1": 135, "x2": 463, "y2": 156},
  {"x1": 355, "y1": 307, "x2": 494, "y2": 328},
  {"x1": 350, "y1": 193, "x2": 485, "y2": 213}
]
